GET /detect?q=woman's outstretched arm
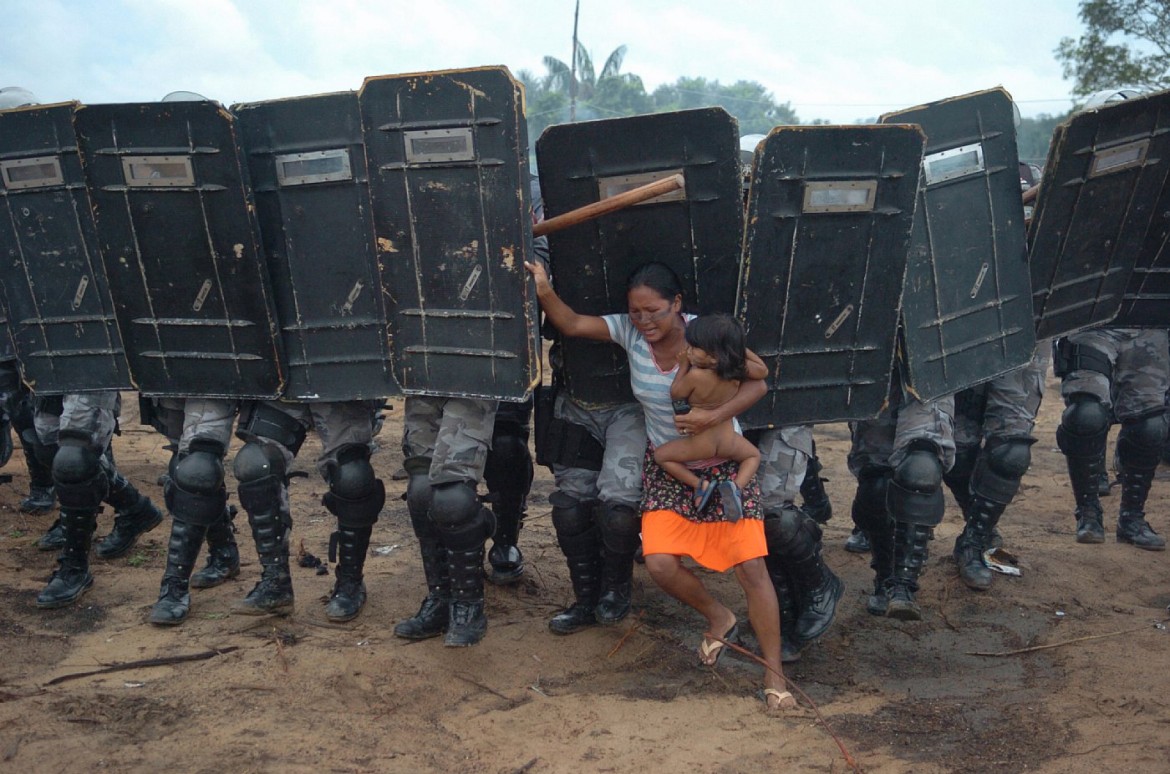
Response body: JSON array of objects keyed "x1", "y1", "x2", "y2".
[{"x1": 525, "y1": 261, "x2": 612, "y2": 342}]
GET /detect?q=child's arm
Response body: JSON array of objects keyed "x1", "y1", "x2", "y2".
[
  {"x1": 744, "y1": 348, "x2": 769, "y2": 381},
  {"x1": 670, "y1": 353, "x2": 696, "y2": 401}
]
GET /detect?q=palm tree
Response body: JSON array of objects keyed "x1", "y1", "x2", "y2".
[{"x1": 542, "y1": 44, "x2": 629, "y2": 111}]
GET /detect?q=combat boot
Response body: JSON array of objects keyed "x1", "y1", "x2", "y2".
[
  {"x1": 953, "y1": 496, "x2": 1005, "y2": 590},
  {"x1": 394, "y1": 540, "x2": 450, "y2": 639},
  {"x1": 22, "y1": 485, "x2": 56, "y2": 515},
  {"x1": 444, "y1": 546, "x2": 487, "y2": 647},
  {"x1": 595, "y1": 503, "x2": 640, "y2": 625},
  {"x1": 232, "y1": 504, "x2": 294, "y2": 616},
  {"x1": 781, "y1": 519, "x2": 843, "y2": 643},
  {"x1": 1116, "y1": 466, "x2": 1166, "y2": 550},
  {"x1": 19, "y1": 433, "x2": 56, "y2": 515},
  {"x1": 548, "y1": 497, "x2": 602, "y2": 634},
  {"x1": 149, "y1": 518, "x2": 208, "y2": 625},
  {"x1": 95, "y1": 471, "x2": 164, "y2": 559},
  {"x1": 886, "y1": 521, "x2": 931, "y2": 621},
  {"x1": 799, "y1": 453, "x2": 833, "y2": 524},
  {"x1": 190, "y1": 506, "x2": 241, "y2": 589},
  {"x1": 487, "y1": 508, "x2": 525, "y2": 585},
  {"x1": 35, "y1": 518, "x2": 66, "y2": 551},
  {"x1": 36, "y1": 508, "x2": 97, "y2": 609},
  {"x1": 765, "y1": 555, "x2": 803, "y2": 662},
  {"x1": 844, "y1": 527, "x2": 870, "y2": 553},
  {"x1": 325, "y1": 525, "x2": 373, "y2": 622}
]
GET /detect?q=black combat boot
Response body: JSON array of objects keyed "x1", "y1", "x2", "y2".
[
  {"x1": 866, "y1": 526, "x2": 895, "y2": 616},
  {"x1": 21, "y1": 459, "x2": 56, "y2": 515},
  {"x1": 953, "y1": 496, "x2": 1005, "y2": 590},
  {"x1": 232, "y1": 500, "x2": 294, "y2": 616},
  {"x1": 190, "y1": 506, "x2": 241, "y2": 588},
  {"x1": 1116, "y1": 466, "x2": 1166, "y2": 550},
  {"x1": 595, "y1": 503, "x2": 640, "y2": 624},
  {"x1": 844, "y1": 527, "x2": 871, "y2": 553},
  {"x1": 787, "y1": 542, "x2": 844, "y2": 642},
  {"x1": 549, "y1": 498, "x2": 603, "y2": 634},
  {"x1": 445, "y1": 545, "x2": 488, "y2": 647},
  {"x1": 1066, "y1": 451, "x2": 1106, "y2": 543},
  {"x1": 886, "y1": 521, "x2": 931, "y2": 621},
  {"x1": 36, "y1": 518, "x2": 66, "y2": 551},
  {"x1": 395, "y1": 516, "x2": 451, "y2": 640},
  {"x1": 149, "y1": 518, "x2": 209, "y2": 625},
  {"x1": 95, "y1": 470, "x2": 164, "y2": 559},
  {"x1": 765, "y1": 555, "x2": 803, "y2": 663},
  {"x1": 800, "y1": 452, "x2": 833, "y2": 524},
  {"x1": 36, "y1": 508, "x2": 97, "y2": 609},
  {"x1": 487, "y1": 507, "x2": 525, "y2": 585},
  {"x1": 325, "y1": 525, "x2": 373, "y2": 622}
]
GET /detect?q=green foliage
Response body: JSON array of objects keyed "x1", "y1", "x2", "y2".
[
  {"x1": 1056, "y1": 0, "x2": 1170, "y2": 98},
  {"x1": 1017, "y1": 112, "x2": 1072, "y2": 165},
  {"x1": 651, "y1": 78, "x2": 799, "y2": 133}
]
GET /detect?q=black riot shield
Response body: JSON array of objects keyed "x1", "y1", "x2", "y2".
[
  {"x1": 1035, "y1": 90, "x2": 1170, "y2": 330},
  {"x1": 359, "y1": 66, "x2": 539, "y2": 401},
  {"x1": 235, "y1": 91, "x2": 396, "y2": 401},
  {"x1": 536, "y1": 108, "x2": 743, "y2": 408},
  {"x1": 882, "y1": 89, "x2": 1035, "y2": 400},
  {"x1": 0, "y1": 101, "x2": 131, "y2": 393},
  {"x1": 74, "y1": 100, "x2": 283, "y2": 398},
  {"x1": 737, "y1": 125, "x2": 925, "y2": 428}
]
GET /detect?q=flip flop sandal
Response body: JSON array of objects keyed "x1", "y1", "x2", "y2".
[
  {"x1": 694, "y1": 477, "x2": 716, "y2": 512},
  {"x1": 698, "y1": 622, "x2": 738, "y2": 667},
  {"x1": 718, "y1": 480, "x2": 743, "y2": 522},
  {"x1": 761, "y1": 687, "x2": 797, "y2": 710}
]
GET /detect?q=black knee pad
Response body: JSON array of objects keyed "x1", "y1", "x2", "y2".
[
  {"x1": 1056, "y1": 393, "x2": 1110, "y2": 457},
  {"x1": 233, "y1": 440, "x2": 285, "y2": 485},
  {"x1": 323, "y1": 444, "x2": 384, "y2": 528},
  {"x1": 763, "y1": 504, "x2": 821, "y2": 555},
  {"x1": 169, "y1": 438, "x2": 228, "y2": 525},
  {"x1": 405, "y1": 471, "x2": 434, "y2": 525},
  {"x1": 971, "y1": 437, "x2": 1034, "y2": 505},
  {"x1": 550, "y1": 491, "x2": 595, "y2": 538},
  {"x1": 851, "y1": 465, "x2": 891, "y2": 533},
  {"x1": 595, "y1": 502, "x2": 641, "y2": 555},
  {"x1": 52, "y1": 433, "x2": 107, "y2": 509},
  {"x1": 1117, "y1": 410, "x2": 1169, "y2": 471},
  {"x1": 888, "y1": 443, "x2": 945, "y2": 526},
  {"x1": 430, "y1": 480, "x2": 481, "y2": 531}
]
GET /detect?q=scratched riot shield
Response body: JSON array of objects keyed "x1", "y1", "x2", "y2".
[
  {"x1": 737, "y1": 124, "x2": 925, "y2": 428},
  {"x1": 74, "y1": 100, "x2": 283, "y2": 398},
  {"x1": 0, "y1": 101, "x2": 131, "y2": 393},
  {"x1": 1030, "y1": 90, "x2": 1170, "y2": 331},
  {"x1": 359, "y1": 67, "x2": 538, "y2": 400},
  {"x1": 536, "y1": 108, "x2": 743, "y2": 408},
  {"x1": 235, "y1": 91, "x2": 396, "y2": 401},
  {"x1": 882, "y1": 88, "x2": 1035, "y2": 399}
]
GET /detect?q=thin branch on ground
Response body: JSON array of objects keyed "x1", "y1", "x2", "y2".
[
  {"x1": 45, "y1": 646, "x2": 241, "y2": 686},
  {"x1": 967, "y1": 618, "x2": 1169, "y2": 657},
  {"x1": 607, "y1": 610, "x2": 644, "y2": 657}
]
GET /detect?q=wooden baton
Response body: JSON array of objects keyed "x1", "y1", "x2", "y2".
[{"x1": 533, "y1": 173, "x2": 685, "y2": 237}]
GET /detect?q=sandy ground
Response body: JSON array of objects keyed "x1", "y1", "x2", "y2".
[{"x1": 1, "y1": 373, "x2": 1169, "y2": 773}]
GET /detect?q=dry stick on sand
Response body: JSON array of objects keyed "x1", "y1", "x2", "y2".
[
  {"x1": 607, "y1": 611, "x2": 645, "y2": 657},
  {"x1": 45, "y1": 646, "x2": 241, "y2": 686},
  {"x1": 707, "y1": 635, "x2": 862, "y2": 774},
  {"x1": 967, "y1": 618, "x2": 1170, "y2": 657}
]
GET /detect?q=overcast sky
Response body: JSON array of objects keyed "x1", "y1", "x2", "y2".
[{"x1": 3, "y1": 0, "x2": 1084, "y2": 123}]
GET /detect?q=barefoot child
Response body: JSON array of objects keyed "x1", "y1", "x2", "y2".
[{"x1": 654, "y1": 314, "x2": 766, "y2": 521}]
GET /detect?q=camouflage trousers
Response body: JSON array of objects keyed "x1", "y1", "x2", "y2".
[
  {"x1": 954, "y1": 344, "x2": 1051, "y2": 449},
  {"x1": 551, "y1": 393, "x2": 645, "y2": 510},
  {"x1": 239, "y1": 399, "x2": 375, "y2": 478},
  {"x1": 403, "y1": 396, "x2": 497, "y2": 486},
  {"x1": 1061, "y1": 327, "x2": 1170, "y2": 419},
  {"x1": 749, "y1": 424, "x2": 815, "y2": 514},
  {"x1": 34, "y1": 391, "x2": 120, "y2": 452},
  {"x1": 151, "y1": 398, "x2": 237, "y2": 455},
  {"x1": 849, "y1": 369, "x2": 956, "y2": 475}
]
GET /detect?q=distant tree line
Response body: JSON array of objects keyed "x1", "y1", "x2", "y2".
[{"x1": 520, "y1": 43, "x2": 1069, "y2": 166}]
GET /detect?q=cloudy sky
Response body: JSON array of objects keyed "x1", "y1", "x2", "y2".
[{"x1": 3, "y1": 0, "x2": 1084, "y2": 123}]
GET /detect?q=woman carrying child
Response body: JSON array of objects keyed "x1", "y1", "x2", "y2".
[{"x1": 525, "y1": 258, "x2": 795, "y2": 710}]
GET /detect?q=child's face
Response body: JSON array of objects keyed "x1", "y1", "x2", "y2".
[{"x1": 687, "y1": 346, "x2": 717, "y2": 369}]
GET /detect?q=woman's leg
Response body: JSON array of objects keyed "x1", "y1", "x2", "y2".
[
  {"x1": 644, "y1": 552, "x2": 736, "y2": 662},
  {"x1": 734, "y1": 557, "x2": 795, "y2": 708}
]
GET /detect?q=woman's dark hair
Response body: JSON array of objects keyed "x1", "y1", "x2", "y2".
[
  {"x1": 626, "y1": 261, "x2": 684, "y2": 303},
  {"x1": 685, "y1": 314, "x2": 747, "y2": 381}
]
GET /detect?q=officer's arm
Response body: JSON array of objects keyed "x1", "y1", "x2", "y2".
[{"x1": 524, "y1": 261, "x2": 612, "y2": 342}]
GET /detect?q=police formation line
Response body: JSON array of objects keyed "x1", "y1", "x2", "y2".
[{"x1": 1, "y1": 71, "x2": 1168, "y2": 710}]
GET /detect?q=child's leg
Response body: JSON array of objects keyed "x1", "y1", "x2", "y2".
[
  {"x1": 654, "y1": 435, "x2": 718, "y2": 489},
  {"x1": 712, "y1": 429, "x2": 761, "y2": 489}
]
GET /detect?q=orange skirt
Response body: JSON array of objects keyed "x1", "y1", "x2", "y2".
[{"x1": 642, "y1": 509, "x2": 767, "y2": 572}]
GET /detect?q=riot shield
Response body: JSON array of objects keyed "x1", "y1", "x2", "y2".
[
  {"x1": 359, "y1": 66, "x2": 539, "y2": 401},
  {"x1": 235, "y1": 91, "x2": 397, "y2": 401},
  {"x1": 882, "y1": 88, "x2": 1035, "y2": 399},
  {"x1": 1044, "y1": 90, "x2": 1170, "y2": 330},
  {"x1": 0, "y1": 101, "x2": 131, "y2": 393},
  {"x1": 536, "y1": 108, "x2": 743, "y2": 408},
  {"x1": 74, "y1": 100, "x2": 284, "y2": 398},
  {"x1": 737, "y1": 124, "x2": 925, "y2": 428}
]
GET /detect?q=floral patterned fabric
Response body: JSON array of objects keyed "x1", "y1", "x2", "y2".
[{"x1": 640, "y1": 444, "x2": 762, "y2": 524}]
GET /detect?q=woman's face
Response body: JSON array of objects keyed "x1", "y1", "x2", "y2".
[{"x1": 627, "y1": 285, "x2": 681, "y2": 344}]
